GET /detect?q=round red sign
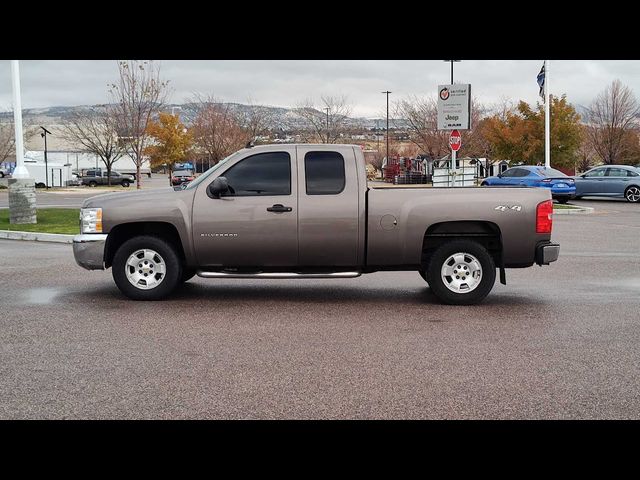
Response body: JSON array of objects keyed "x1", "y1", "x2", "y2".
[{"x1": 449, "y1": 129, "x2": 461, "y2": 151}]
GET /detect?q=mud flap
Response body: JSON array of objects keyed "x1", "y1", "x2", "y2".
[{"x1": 499, "y1": 267, "x2": 506, "y2": 285}]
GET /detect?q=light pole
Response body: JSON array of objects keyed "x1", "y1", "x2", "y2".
[
  {"x1": 40, "y1": 127, "x2": 52, "y2": 189},
  {"x1": 444, "y1": 60, "x2": 461, "y2": 84},
  {"x1": 324, "y1": 107, "x2": 330, "y2": 143},
  {"x1": 8, "y1": 60, "x2": 36, "y2": 225},
  {"x1": 382, "y1": 91, "x2": 391, "y2": 173}
]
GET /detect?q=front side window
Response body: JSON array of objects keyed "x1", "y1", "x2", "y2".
[
  {"x1": 221, "y1": 152, "x2": 291, "y2": 196},
  {"x1": 500, "y1": 168, "x2": 517, "y2": 178},
  {"x1": 304, "y1": 151, "x2": 345, "y2": 195},
  {"x1": 585, "y1": 168, "x2": 606, "y2": 178}
]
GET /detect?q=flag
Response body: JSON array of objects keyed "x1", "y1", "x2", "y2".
[{"x1": 537, "y1": 63, "x2": 545, "y2": 101}]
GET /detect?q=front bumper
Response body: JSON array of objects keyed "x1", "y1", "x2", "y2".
[
  {"x1": 73, "y1": 234, "x2": 108, "y2": 270},
  {"x1": 535, "y1": 242, "x2": 560, "y2": 265}
]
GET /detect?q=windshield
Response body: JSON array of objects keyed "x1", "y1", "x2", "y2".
[
  {"x1": 537, "y1": 168, "x2": 568, "y2": 177},
  {"x1": 183, "y1": 153, "x2": 236, "y2": 190}
]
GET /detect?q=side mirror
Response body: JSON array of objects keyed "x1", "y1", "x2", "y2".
[
  {"x1": 497, "y1": 173, "x2": 503, "y2": 178},
  {"x1": 207, "y1": 176, "x2": 229, "y2": 199}
]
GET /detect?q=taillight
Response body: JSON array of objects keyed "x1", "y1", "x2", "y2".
[{"x1": 536, "y1": 199, "x2": 553, "y2": 234}]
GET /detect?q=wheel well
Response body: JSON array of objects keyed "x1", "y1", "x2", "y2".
[
  {"x1": 421, "y1": 221, "x2": 503, "y2": 267},
  {"x1": 104, "y1": 222, "x2": 186, "y2": 268}
]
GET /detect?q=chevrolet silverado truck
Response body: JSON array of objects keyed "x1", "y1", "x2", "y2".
[
  {"x1": 80, "y1": 169, "x2": 134, "y2": 187},
  {"x1": 73, "y1": 144, "x2": 559, "y2": 305}
]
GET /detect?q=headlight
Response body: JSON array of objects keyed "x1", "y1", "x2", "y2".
[{"x1": 80, "y1": 208, "x2": 103, "y2": 233}]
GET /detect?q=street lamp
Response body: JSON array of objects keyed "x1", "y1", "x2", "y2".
[
  {"x1": 324, "y1": 107, "x2": 330, "y2": 143},
  {"x1": 40, "y1": 126, "x2": 52, "y2": 189},
  {"x1": 443, "y1": 60, "x2": 461, "y2": 84},
  {"x1": 382, "y1": 91, "x2": 391, "y2": 174}
]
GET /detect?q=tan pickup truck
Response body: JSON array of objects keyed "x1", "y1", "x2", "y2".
[{"x1": 73, "y1": 144, "x2": 559, "y2": 305}]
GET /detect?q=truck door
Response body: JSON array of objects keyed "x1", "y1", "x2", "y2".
[
  {"x1": 296, "y1": 146, "x2": 361, "y2": 266},
  {"x1": 192, "y1": 148, "x2": 299, "y2": 267}
]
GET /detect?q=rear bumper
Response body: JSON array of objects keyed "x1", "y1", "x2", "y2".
[
  {"x1": 535, "y1": 242, "x2": 560, "y2": 265},
  {"x1": 73, "y1": 234, "x2": 107, "y2": 270}
]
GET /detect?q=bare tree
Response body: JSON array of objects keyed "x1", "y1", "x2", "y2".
[
  {"x1": 0, "y1": 122, "x2": 14, "y2": 166},
  {"x1": 584, "y1": 79, "x2": 640, "y2": 165},
  {"x1": 187, "y1": 94, "x2": 248, "y2": 169},
  {"x1": 393, "y1": 95, "x2": 449, "y2": 160},
  {"x1": 293, "y1": 95, "x2": 352, "y2": 143},
  {"x1": 61, "y1": 105, "x2": 126, "y2": 185},
  {"x1": 234, "y1": 97, "x2": 275, "y2": 143},
  {"x1": 576, "y1": 125, "x2": 597, "y2": 173},
  {"x1": 1, "y1": 111, "x2": 39, "y2": 167},
  {"x1": 109, "y1": 60, "x2": 170, "y2": 189}
]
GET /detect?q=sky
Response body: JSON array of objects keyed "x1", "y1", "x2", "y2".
[{"x1": 0, "y1": 60, "x2": 638, "y2": 118}]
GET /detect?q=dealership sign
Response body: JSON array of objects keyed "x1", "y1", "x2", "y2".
[{"x1": 437, "y1": 84, "x2": 471, "y2": 130}]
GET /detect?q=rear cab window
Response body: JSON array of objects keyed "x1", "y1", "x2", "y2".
[{"x1": 304, "y1": 151, "x2": 345, "y2": 195}]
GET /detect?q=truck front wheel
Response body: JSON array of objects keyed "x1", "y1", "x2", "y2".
[
  {"x1": 426, "y1": 239, "x2": 496, "y2": 305},
  {"x1": 112, "y1": 235, "x2": 183, "y2": 300}
]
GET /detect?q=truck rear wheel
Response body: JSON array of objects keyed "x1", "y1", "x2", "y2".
[
  {"x1": 112, "y1": 235, "x2": 183, "y2": 300},
  {"x1": 426, "y1": 239, "x2": 496, "y2": 305}
]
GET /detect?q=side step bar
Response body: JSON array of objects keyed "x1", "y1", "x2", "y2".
[{"x1": 197, "y1": 271, "x2": 362, "y2": 279}]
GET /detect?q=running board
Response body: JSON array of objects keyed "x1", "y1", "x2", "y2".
[{"x1": 196, "y1": 271, "x2": 362, "y2": 279}]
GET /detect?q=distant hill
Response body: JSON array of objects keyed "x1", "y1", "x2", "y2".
[{"x1": 0, "y1": 103, "x2": 408, "y2": 130}]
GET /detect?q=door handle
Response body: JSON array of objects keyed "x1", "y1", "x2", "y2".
[{"x1": 267, "y1": 204, "x2": 292, "y2": 213}]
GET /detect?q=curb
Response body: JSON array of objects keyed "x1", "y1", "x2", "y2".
[
  {"x1": 553, "y1": 206, "x2": 594, "y2": 215},
  {"x1": 0, "y1": 230, "x2": 74, "y2": 244}
]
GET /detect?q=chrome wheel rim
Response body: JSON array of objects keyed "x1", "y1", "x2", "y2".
[
  {"x1": 626, "y1": 187, "x2": 640, "y2": 203},
  {"x1": 441, "y1": 252, "x2": 482, "y2": 294},
  {"x1": 125, "y1": 249, "x2": 166, "y2": 290}
]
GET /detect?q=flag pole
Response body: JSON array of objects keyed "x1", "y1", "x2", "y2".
[{"x1": 544, "y1": 60, "x2": 550, "y2": 169}]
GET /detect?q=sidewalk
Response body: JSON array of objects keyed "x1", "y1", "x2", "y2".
[{"x1": 0, "y1": 230, "x2": 74, "y2": 243}]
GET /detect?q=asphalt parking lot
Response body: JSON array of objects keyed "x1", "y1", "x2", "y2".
[{"x1": 1, "y1": 199, "x2": 639, "y2": 419}]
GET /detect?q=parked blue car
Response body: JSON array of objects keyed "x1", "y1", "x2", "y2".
[
  {"x1": 481, "y1": 166, "x2": 576, "y2": 203},
  {"x1": 573, "y1": 165, "x2": 640, "y2": 203}
]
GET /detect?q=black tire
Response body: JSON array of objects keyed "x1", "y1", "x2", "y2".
[
  {"x1": 0, "y1": 172, "x2": 4, "y2": 178},
  {"x1": 624, "y1": 185, "x2": 640, "y2": 203},
  {"x1": 418, "y1": 270, "x2": 428, "y2": 284},
  {"x1": 121, "y1": 180, "x2": 130, "y2": 188},
  {"x1": 112, "y1": 235, "x2": 183, "y2": 300},
  {"x1": 89, "y1": 181, "x2": 97, "y2": 187},
  {"x1": 426, "y1": 239, "x2": 496, "y2": 305},
  {"x1": 181, "y1": 268, "x2": 197, "y2": 283},
  {"x1": 556, "y1": 196, "x2": 569, "y2": 204},
  {"x1": 480, "y1": 181, "x2": 488, "y2": 186}
]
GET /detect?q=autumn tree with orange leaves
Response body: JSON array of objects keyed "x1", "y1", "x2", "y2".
[
  {"x1": 483, "y1": 95, "x2": 582, "y2": 169},
  {"x1": 144, "y1": 112, "x2": 194, "y2": 184}
]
